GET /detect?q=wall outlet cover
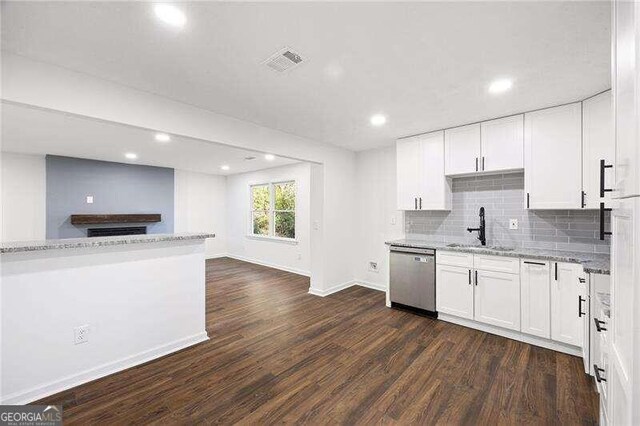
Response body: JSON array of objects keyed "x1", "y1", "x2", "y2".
[
  {"x1": 369, "y1": 261, "x2": 379, "y2": 273},
  {"x1": 86, "y1": 196, "x2": 94, "y2": 204},
  {"x1": 74, "y1": 324, "x2": 90, "y2": 345},
  {"x1": 509, "y1": 218, "x2": 518, "y2": 230}
]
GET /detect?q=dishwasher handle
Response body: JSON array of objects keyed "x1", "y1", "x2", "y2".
[{"x1": 390, "y1": 246, "x2": 435, "y2": 256}]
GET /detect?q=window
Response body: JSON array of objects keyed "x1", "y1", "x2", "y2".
[{"x1": 250, "y1": 181, "x2": 295, "y2": 240}]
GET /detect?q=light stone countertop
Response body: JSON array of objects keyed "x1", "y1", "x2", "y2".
[
  {"x1": 0, "y1": 233, "x2": 216, "y2": 254},
  {"x1": 385, "y1": 239, "x2": 610, "y2": 275}
]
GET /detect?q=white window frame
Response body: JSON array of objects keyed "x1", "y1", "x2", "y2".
[{"x1": 248, "y1": 180, "x2": 297, "y2": 243}]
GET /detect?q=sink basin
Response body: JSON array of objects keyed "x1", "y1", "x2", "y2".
[{"x1": 446, "y1": 243, "x2": 514, "y2": 252}]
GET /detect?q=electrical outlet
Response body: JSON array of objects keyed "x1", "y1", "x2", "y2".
[
  {"x1": 369, "y1": 261, "x2": 379, "y2": 273},
  {"x1": 390, "y1": 216, "x2": 396, "y2": 225},
  {"x1": 297, "y1": 253, "x2": 302, "y2": 260},
  {"x1": 74, "y1": 325, "x2": 90, "y2": 345},
  {"x1": 509, "y1": 219, "x2": 518, "y2": 230},
  {"x1": 86, "y1": 195, "x2": 94, "y2": 204}
]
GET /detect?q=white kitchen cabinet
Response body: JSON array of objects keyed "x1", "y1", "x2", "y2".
[
  {"x1": 444, "y1": 123, "x2": 481, "y2": 175},
  {"x1": 608, "y1": 196, "x2": 639, "y2": 424},
  {"x1": 612, "y1": 1, "x2": 640, "y2": 199},
  {"x1": 521, "y1": 260, "x2": 551, "y2": 339},
  {"x1": 396, "y1": 135, "x2": 421, "y2": 210},
  {"x1": 436, "y1": 264, "x2": 473, "y2": 319},
  {"x1": 583, "y1": 91, "x2": 614, "y2": 209},
  {"x1": 474, "y1": 269, "x2": 520, "y2": 331},
  {"x1": 524, "y1": 103, "x2": 583, "y2": 209},
  {"x1": 578, "y1": 274, "x2": 589, "y2": 372},
  {"x1": 550, "y1": 261, "x2": 584, "y2": 346},
  {"x1": 480, "y1": 114, "x2": 524, "y2": 173},
  {"x1": 396, "y1": 131, "x2": 451, "y2": 210}
]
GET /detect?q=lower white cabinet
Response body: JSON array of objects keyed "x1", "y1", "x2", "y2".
[
  {"x1": 435, "y1": 253, "x2": 589, "y2": 353},
  {"x1": 474, "y1": 269, "x2": 520, "y2": 331},
  {"x1": 521, "y1": 260, "x2": 551, "y2": 338},
  {"x1": 435, "y1": 264, "x2": 473, "y2": 319},
  {"x1": 550, "y1": 262, "x2": 584, "y2": 346}
]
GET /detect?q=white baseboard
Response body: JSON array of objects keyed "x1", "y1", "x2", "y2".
[
  {"x1": 308, "y1": 280, "x2": 355, "y2": 297},
  {"x1": 1, "y1": 332, "x2": 209, "y2": 405},
  {"x1": 308, "y1": 280, "x2": 386, "y2": 297},
  {"x1": 225, "y1": 254, "x2": 311, "y2": 277},
  {"x1": 206, "y1": 253, "x2": 228, "y2": 260},
  {"x1": 438, "y1": 313, "x2": 581, "y2": 356},
  {"x1": 354, "y1": 279, "x2": 387, "y2": 292}
]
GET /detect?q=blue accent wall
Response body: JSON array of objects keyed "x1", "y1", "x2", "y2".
[{"x1": 46, "y1": 156, "x2": 174, "y2": 239}]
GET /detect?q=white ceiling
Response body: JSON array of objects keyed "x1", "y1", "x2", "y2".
[
  {"x1": 1, "y1": 1, "x2": 610, "y2": 151},
  {"x1": 1, "y1": 103, "x2": 299, "y2": 175}
]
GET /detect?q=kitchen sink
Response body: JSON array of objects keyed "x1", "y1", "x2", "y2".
[{"x1": 446, "y1": 243, "x2": 514, "y2": 252}]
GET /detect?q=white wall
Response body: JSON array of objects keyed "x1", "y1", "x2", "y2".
[
  {"x1": 1, "y1": 152, "x2": 46, "y2": 242},
  {"x1": 353, "y1": 146, "x2": 404, "y2": 290},
  {"x1": 3, "y1": 53, "x2": 356, "y2": 293},
  {"x1": 1, "y1": 241, "x2": 207, "y2": 404},
  {"x1": 226, "y1": 163, "x2": 311, "y2": 276},
  {"x1": 174, "y1": 169, "x2": 226, "y2": 258}
]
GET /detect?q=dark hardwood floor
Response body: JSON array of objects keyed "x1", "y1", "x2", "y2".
[{"x1": 38, "y1": 257, "x2": 598, "y2": 424}]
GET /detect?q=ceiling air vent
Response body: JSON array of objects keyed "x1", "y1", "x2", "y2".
[{"x1": 263, "y1": 47, "x2": 304, "y2": 73}]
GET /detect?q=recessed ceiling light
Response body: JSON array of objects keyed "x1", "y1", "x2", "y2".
[
  {"x1": 264, "y1": 154, "x2": 275, "y2": 161},
  {"x1": 154, "y1": 4, "x2": 186, "y2": 28},
  {"x1": 155, "y1": 133, "x2": 171, "y2": 143},
  {"x1": 125, "y1": 152, "x2": 138, "y2": 160},
  {"x1": 488, "y1": 78, "x2": 513, "y2": 94},
  {"x1": 370, "y1": 114, "x2": 387, "y2": 126},
  {"x1": 221, "y1": 165, "x2": 230, "y2": 171}
]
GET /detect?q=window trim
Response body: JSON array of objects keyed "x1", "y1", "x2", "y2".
[{"x1": 248, "y1": 180, "x2": 296, "y2": 242}]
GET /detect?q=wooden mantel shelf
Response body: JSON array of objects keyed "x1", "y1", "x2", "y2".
[{"x1": 70, "y1": 214, "x2": 162, "y2": 225}]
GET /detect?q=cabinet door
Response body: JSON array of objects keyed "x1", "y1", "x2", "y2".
[
  {"x1": 578, "y1": 274, "x2": 589, "y2": 373},
  {"x1": 474, "y1": 269, "x2": 520, "y2": 331},
  {"x1": 480, "y1": 114, "x2": 524, "y2": 172},
  {"x1": 524, "y1": 103, "x2": 582, "y2": 209},
  {"x1": 583, "y1": 91, "x2": 614, "y2": 209},
  {"x1": 550, "y1": 261, "x2": 584, "y2": 346},
  {"x1": 436, "y1": 264, "x2": 473, "y2": 319},
  {"x1": 396, "y1": 137, "x2": 421, "y2": 210},
  {"x1": 521, "y1": 260, "x2": 551, "y2": 338},
  {"x1": 608, "y1": 197, "x2": 638, "y2": 424},
  {"x1": 444, "y1": 123, "x2": 481, "y2": 175},
  {"x1": 417, "y1": 131, "x2": 451, "y2": 210},
  {"x1": 612, "y1": 0, "x2": 640, "y2": 199}
]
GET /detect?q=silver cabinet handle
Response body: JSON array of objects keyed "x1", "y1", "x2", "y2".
[
  {"x1": 419, "y1": 197, "x2": 422, "y2": 209},
  {"x1": 414, "y1": 197, "x2": 417, "y2": 210}
]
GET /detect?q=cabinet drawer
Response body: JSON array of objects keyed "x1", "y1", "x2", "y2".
[
  {"x1": 474, "y1": 255, "x2": 519, "y2": 274},
  {"x1": 436, "y1": 251, "x2": 473, "y2": 268}
]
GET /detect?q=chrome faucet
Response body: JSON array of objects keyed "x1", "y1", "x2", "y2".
[{"x1": 467, "y1": 207, "x2": 486, "y2": 246}]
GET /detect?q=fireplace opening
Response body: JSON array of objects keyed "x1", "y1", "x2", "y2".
[{"x1": 87, "y1": 226, "x2": 147, "y2": 237}]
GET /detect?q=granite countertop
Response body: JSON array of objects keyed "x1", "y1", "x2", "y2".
[
  {"x1": 385, "y1": 239, "x2": 610, "y2": 275},
  {"x1": 0, "y1": 233, "x2": 216, "y2": 254}
]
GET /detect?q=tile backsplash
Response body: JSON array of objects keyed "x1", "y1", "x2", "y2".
[{"x1": 405, "y1": 172, "x2": 610, "y2": 254}]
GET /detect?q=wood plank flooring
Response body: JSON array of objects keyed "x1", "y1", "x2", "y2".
[{"x1": 38, "y1": 257, "x2": 598, "y2": 424}]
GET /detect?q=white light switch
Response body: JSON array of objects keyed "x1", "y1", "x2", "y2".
[
  {"x1": 86, "y1": 196, "x2": 94, "y2": 204},
  {"x1": 509, "y1": 218, "x2": 518, "y2": 230}
]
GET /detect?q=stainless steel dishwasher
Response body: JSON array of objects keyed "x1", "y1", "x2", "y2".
[{"x1": 389, "y1": 246, "x2": 436, "y2": 316}]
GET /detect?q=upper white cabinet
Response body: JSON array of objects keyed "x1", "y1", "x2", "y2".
[
  {"x1": 612, "y1": 0, "x2": 640, "y2": 199},
  {"x1": 524, "y1": 103, "x2": 583, "y2": 209},
  {"x1": 396, "y1": 131, "x2": 451, "y2": 211},
  {"x1": 521, "y1": 260, "x2": 551, "y2": 338},
  {"x1": 444, "y1": 123, "x2": 481, "y2": 175},
  {"x1": 480, "y1": 115, "x2": 524, "y2": 173},
  {"x1": 583, "y1": 91, "x2": 614, "y2": 209},
  {"x1": 396, "y1": 136, "x2": 421, "y2": 211},
  {"x1": 550, "y1": 261, "x2": 584, "y2": 346}
]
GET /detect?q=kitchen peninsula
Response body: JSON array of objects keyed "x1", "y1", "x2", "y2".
[{"x1": 0, "y1": 232, "x2": 214, "y2": 404}]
